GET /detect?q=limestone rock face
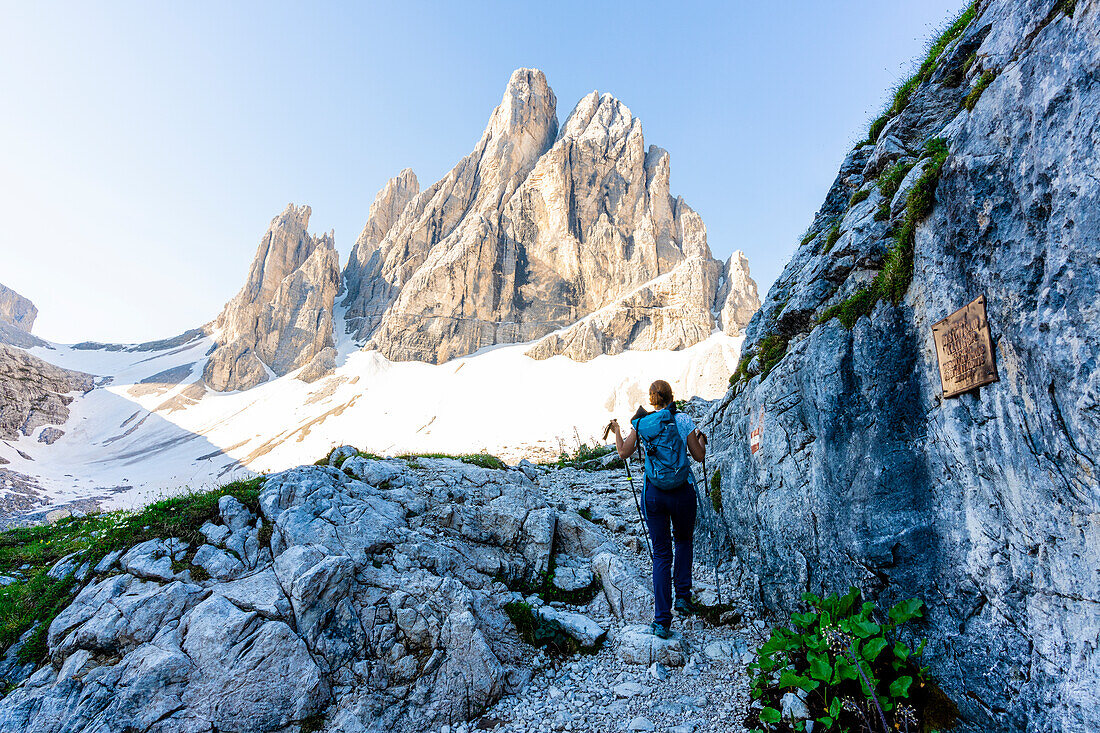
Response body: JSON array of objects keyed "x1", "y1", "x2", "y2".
[
  {"x1": 0, "y1": 345, "x2": 94, "y2": 441},
  {"x1": 715, "y1": 251, "x2": 759, "y2": 336},
  {"x1": 525, "y1": 257, "x2": 722, "y2": 362},
  {"x1": 703, "y1": 4, "x2": 1100, "y2": 732},
  {"x1": 342, "y1": 168, "x2": 420, "y2": 338},
  {"x1": 343, "y1": 69, "x2": 759, "y2": 363},
  {"x1": 0, "y1": 283, "x2": 36, "y2": 333},
  {"x1": 204, "y1": 205, "x2": 341, "y2": 391}
]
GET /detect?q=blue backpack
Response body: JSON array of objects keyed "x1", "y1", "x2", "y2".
[{"x1": 631, "y1": 406, "x2": 692, "y2": 490}]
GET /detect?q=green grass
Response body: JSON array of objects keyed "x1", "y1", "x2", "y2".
[
  {"x1": 799, "y1": 229, "x2": 817, "y2": 248},
  {"x1": 849, "y1": 188, "x2": 871, "y2": 207},
  {"x1": 397, "y1": 452, "x2": 507, "y2": 470},
  {"x1": 877, "y1": 160, "x2": 916, "y2": 202},
  {"x1": 865, "y1": 2, "x2": 978, "y2": 142},
  {"x1": 709, "y1": 469, "x2": 723, "y2": 514},
  {"x1": 728, "y1": 332, "x2": 790, "y2": 390},
  {"x1": 874, "y1": 203, "x2": 892, "y2": 222},
  {"x1": 1062, "y1": 0, "x2": 1076, "y2": 16},
  {"x1": 544, "y1": 442, "x2": 623, "y2": 471},
  {"x1": 964, "y1": 70, "x2": 996, "y2": 111},
  {"x1": 758, "y1": 333, "x2": 791, "y2": 379},
  {"x1": 315, "y1": 447, "x2": 384, "y2": 468},
  {"x1": 728, "y1": 352, "x2": 753, "y2": 389},
  {"x1": 819, "y1": 139, "x2": 949, "y2": 329},
  {"x1": 822, "y1": 222, "x2": 841, "y2": 254},
  {"x1": 0, "y1": 477, "x2": 266, "y2": 664},
  {"x1": 494, "y1": 555, "x2": 602, "y2": 607},
  {"x1": 504, "y1": 601, "x2": 599, "y2": 656}
]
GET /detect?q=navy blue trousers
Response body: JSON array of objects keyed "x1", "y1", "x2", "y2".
[{"x1": 642, "y1": 480, "x2": 696, "y2": 626}]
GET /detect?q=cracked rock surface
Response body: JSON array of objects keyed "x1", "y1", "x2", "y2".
[{"x1": 0, "y1": 452, "x2": 761, "y2": 733}]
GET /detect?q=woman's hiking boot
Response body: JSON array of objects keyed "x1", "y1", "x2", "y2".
[
  {"x1": 674, "y1": 596, "x2": 698, "y2": 616},
  {"x1": 651, "y1": 622, "x2": 672, "y2": 639}
]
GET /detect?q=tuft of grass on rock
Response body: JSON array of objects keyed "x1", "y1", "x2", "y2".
[
  {"x1": 544, "y1": 442, "x2": 622, "y2": 472},
  {"x1": 865, "y1": 2, "x2": 978, "y2": 142},
  {"x1": 397, "y1": 452, "x2": 507, "y2": 470},
  {"x1": 0, "y1": 477, "x2": 265, "y2": 664},
  {"x1": 849, "y1": 188, "x2": 871, "y2": 207},
  {"x1": 504, "y1": 601, "x2": 590, "y2": 655},
  {"x1": 819, "y1": 139, "x2": 949, "y2": 329},
  {"x1": 709, "y1": 469, "x2": 723, "y2": 514},
  {"x1": 877, "y1": 160, "x2": 916, "y2": 202},
  {"x1": 964, "y1": 70, "x2": 997, "y2": 111},
  {"x1": 822, "y1": 223, "x2": 841, "y2": 254},
  {"x1": 728, "y1": 332, "x2": 790, "y2": 390}
]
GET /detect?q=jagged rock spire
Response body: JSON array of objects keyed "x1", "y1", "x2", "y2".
[
  {"x1": 203, "y1": 205, "x2": 341, "y2": 391},
  {"x1": 343, "y1": 69, "x2": 758, "y2": 363}
]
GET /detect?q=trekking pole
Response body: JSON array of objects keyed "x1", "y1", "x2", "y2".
[
  {"x1": 605, "y1": 421, "x2": 652, "y2": 562},
  {"x1": 624, "y1": 456, "x2": 653, "y2": 562}
]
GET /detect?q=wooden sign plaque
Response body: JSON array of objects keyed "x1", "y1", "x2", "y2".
[{"x1": 931, "y1": 295, "x2": 999, "y2": 398}]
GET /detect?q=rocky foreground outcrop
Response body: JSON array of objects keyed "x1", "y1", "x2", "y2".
[
  {"x1": 703, "y1": 2, "x2": 1099, "y2": 731},
  {"x1": 0, "y1": 455, "x2": 681, "y2": 732},
  {"x1": 204, "y1": 205, "x2": 341, "y2": 392},
  {"x1": 343, "y1": 69, "x2": 759, "y2": 364}
]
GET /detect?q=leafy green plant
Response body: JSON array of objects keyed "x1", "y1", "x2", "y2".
[
  {"x1": 819, "y1": 139, "x2": 949, "y2": 328},
  {"x1": 0, "y1": 477, "x2": 265, "y2": 663},
  {"x1": 746, "y1": 588, "x2": 958, "y2": 732},
  {"x1": 963, "y1": 70, "x2": 996, "y2": 111}
]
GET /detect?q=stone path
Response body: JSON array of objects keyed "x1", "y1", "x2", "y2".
[{"x1": 469, "y1": 463, "x2": 768, "y2": 733}]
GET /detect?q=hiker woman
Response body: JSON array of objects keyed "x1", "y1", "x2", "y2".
[{"x1": 608, "y1": 379, "x2": 706, "y2": 639}]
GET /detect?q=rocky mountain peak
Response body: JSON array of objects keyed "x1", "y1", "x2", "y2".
[
  {"x1": 486, "y1": 68, "x2": 558, "y2": 158},
  {"x1": 0, "y1": 283, "x2": 37, "y2": 333},
  {"x1": 337, "y1": 68, "x2": 757, "y2": 363},
  {"x1": 203, "y1": 205, "x2": 341, "y2": 392}
]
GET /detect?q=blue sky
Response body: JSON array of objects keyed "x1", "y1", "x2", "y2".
[{"x1": 0, "y1": 0, "x2": 964, "y2": 343}]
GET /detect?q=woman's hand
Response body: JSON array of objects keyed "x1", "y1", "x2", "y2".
[{"x1": 612, "y1": 419, "x2": 637, "y2": 460}]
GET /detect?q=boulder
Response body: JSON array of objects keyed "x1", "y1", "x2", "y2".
[{"x1": 615, "y1": 624, "x2": 686, "y2": 667}]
